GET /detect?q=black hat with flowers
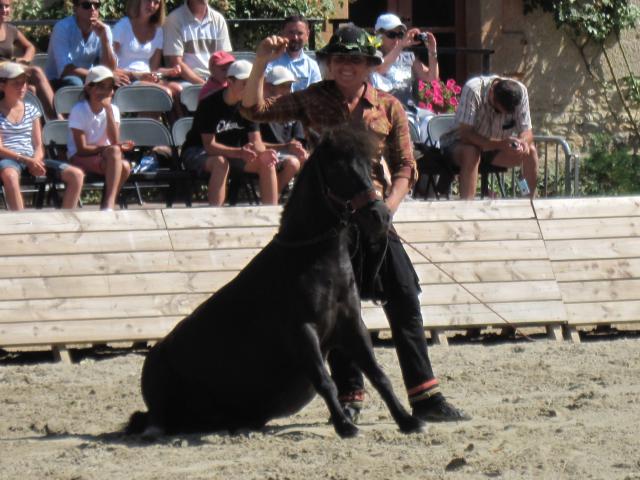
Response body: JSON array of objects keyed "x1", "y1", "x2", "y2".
[{"x1": 317, "y1": 24, "x2": 382, "y2": 65}]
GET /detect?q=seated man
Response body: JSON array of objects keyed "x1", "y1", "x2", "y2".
[
  {"x1": 265, "y1": 15, "x2": 322, "y2": 92},
  {"x1": 45, "y1": 0, "x2": 120, "y2": 88},
  {"x1": 260, "y1": 66, "x2": 306, "y2": 193},
  {"x1": 163, "y1": 0, "x2": 232, "y2": 86},
  {"x1": 439, "y1": 75, "x2": 538, "y2": 199},
  {"x1": 181, "y1": 60, "x2": 278, "y2": 206}
]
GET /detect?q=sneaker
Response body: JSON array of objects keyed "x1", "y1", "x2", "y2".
[{"x1": 412, "y1": 394, "x2": 471, "y2": 422}]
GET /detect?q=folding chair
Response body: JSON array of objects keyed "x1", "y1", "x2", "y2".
[
  {"x1": 179, "y1": 84, "x2": 202, "y2": 113},
  {"x1": 31, "y1": 53, "x2": 48, "y2": 70},
  {"x1": 113, "y1": 84, "x2": 173, "y2": 124},
  {"x1": 120, "y1": 117, "x2": 191, "y2": 207},
  {"x1": 24, "y1": 90, "x2": 49, "y2": 122},
  {"x1": 53, "y1": 86, "x2": 83, "y2": 116}
]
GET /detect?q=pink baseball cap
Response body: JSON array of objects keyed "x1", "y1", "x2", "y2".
[{"x1": 209, "y1": 51, "x2": 236, "y2": 67}]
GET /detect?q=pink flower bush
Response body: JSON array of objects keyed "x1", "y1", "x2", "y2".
[{"x1": 417, "y1": 78, "x2": 462, "y2": 114}]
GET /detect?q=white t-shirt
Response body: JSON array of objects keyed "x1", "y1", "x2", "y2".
[
  {"x1": 113, "y1": 17, "x2": 163, "y2": 73},
  {"x1": 68, "y1": 100, "x2": 121, "y2": 158}
]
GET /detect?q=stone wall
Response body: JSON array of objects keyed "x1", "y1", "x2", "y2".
[{"x1": 465, "y1": 0, "x2": 640, "y2": 153}]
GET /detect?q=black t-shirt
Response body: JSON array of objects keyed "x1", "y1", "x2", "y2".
[{"x1": 183, "y1": 87, "x2": 259, "y2": 150}]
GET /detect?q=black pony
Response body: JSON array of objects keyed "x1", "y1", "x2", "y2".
[{"x1": 127, "y1": 128, "x2": 423, "y2": 438}]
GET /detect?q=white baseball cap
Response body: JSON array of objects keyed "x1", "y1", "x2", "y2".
[
  {"x1": 85, "y1": 65, "x2": 114, "y2": 86},
  {"x1": 375, "y1": 13, "x2": 406, "y2": 32},
  {"x1": 0, "y1": 62, "x2": 27, "y2": 79},
  {"x1": 266, "y1": 66, "x2": 296, "y2": 86},
  {"x1": 226, "y1": 60, "x2": 253, "y2": 80}
]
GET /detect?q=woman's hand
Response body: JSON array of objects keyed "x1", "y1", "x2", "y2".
[{"x1": 24, "y1": 156, "x2": 46, "y2": 177}]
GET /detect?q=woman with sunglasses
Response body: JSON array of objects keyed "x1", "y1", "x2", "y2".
[
  {"x1": 0, "y1": 63, "x2": 84, "y2": 210},
  {"x1": 68, "y1": 66, "x2": 132, "y2": 211},
  {"x1": 0, "y1": 0, "x2": 59, "y2": 119},
  {"x1": 112, "y1": 0, "x2": 184, "y2": 120}
]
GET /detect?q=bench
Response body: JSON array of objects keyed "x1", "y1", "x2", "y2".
[
  {"x1": 1, "y1": 198, "x2": 638, "y2": 362},
  {"x1": 534, "y1": 196, "x2": 640, "y2": 342}
]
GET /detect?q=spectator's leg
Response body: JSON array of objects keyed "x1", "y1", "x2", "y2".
[
  {"x1": 276, "y1": 155, "x2": 300, "y2": 194},
  {"x1": 205, "y1": 155, "x2": 229, "y2": 206},
  {"x1": 101, "y1": 145, "x2": 125, "y2": 210},
  {"x1": 491, "y1": 144, "x2": 539, "y2": 198},
  {"x1": 0, "y1": 165, "x2": 24, "y2": 210},
  {"x1": 165, "y1": 81, "x2": 185, "y2": 122},
  {"x1": 27, "y1": 66, "x2": 60, "y2": 120},
  {"x1": 244, "y1": 158, "x2": 278, "y2": 205},
  {"x1": 453, "y1": 143, "x2": 481, "y2": 200},
  {"x1": 60, "y1": 165, "x2": 84, "y2": 209}
]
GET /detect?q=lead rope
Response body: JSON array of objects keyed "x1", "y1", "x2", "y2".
[{"x1": 394, "y1": 205, "x2": 537, "y2": 342}]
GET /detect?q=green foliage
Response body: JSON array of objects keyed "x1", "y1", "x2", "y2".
[
  {"x1": 523, "y1": 0, "x2": 640, "y2": 44},
  {"x1": 580, "y1": 133, "x2": 640, "y2": 195}
]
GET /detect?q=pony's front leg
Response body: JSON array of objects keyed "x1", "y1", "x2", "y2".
[
  {"x1": 296, "y1": 323, "x2": 359, "y2": 438},
  {"x1": 341, "y1": 312, "x2": 424, "y2": 434}
]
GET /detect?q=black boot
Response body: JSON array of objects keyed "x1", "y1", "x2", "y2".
[{"x1": 412, "y1": 393, "x2": 471, "y2": 422}]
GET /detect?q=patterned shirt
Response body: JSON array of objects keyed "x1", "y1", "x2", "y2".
[
  {"x1": 241, "y1": 80, "x2": 416, "y2": 198},
  {"x1": 0, "y1": 102, "x2": 41, "y2": 157},
  {"x1": 440, "y1": 75, "x2": 532, "y2": 149}
]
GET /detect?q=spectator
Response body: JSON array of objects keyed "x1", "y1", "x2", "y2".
[
  {"x1": 370, "y1": 13, "x2": 439, "y2": 141},
  {"x1": 163, "y1": 0, "x2": 231, "y2": 86},
  {"x1": 242, "y1": 25, "x2": 469, "y2": 423},
  {"x1": 45, "y1": 0, "x2": 123, "y2": 88},
  {"x1": 0, "y1": 0, "x2": 59, "y2": 119},
  {"x1": 198, "y1": 50, "x2": 235, "y2": 101},
  {"x1": 181, "y1": 59, "x2": 278, "y2": 206},
  {"x1": 67, "y1": 66, "x2": 132, "y2": 210},
  {"x1": 265, "y1": 15, "x2": 321, "y2": 93},
  {"x1": 112, "y1": 0, "x2": 184, "y2": 119},
  {"x1": 0, "y1": 63, "x2": 83, "y2": 210},
  {"x1": 439, "y1": 75, "x2": 539, "y2": 199},
  {"x1": 260, "y1": 66, "x2": 304, "y2": 190}
]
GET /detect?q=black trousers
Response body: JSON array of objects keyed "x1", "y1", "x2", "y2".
[{"x1": 328, "y1": 231, "x2": 435, "y2": 400}]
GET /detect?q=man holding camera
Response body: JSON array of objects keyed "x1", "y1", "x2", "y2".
[{"x1": 439, "y1": 76, "x2": 539, "y2": 199}]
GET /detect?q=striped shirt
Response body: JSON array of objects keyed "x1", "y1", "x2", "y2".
[
  {"x1": 241, "y1": 80, "x2": 417, "y2": 198},
  {"x1": 0, "y1": 102, "x2": 41, "y2": 157},
  {"x1": 440, "y1": 75, "x2": 531, "y2": 149}
]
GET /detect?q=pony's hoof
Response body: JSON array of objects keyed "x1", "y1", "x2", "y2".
[
  {"x1": 335, "y1": 421, "x2": 359, "y2": 439},
  {"x1": 399, "y1": 415, "x2": 425, "y2": 434}
]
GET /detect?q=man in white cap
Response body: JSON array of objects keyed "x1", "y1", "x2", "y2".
[
  {"x1": 180, "y1": 59, "x2": 279, "y2": 205},
  {"x1": 163, "y1": 0, "x2": 232, "y2": 86},
  {"x1": 265, "y1": 15, "x2": 322, "y2": 92}
]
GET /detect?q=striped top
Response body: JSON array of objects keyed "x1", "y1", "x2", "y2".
[
  {"x1": 440, "y1": 75, "x2": 531, "y2": 149},
  {"x1": 0, "y1": 102, "x2": 41, "y2": 158}
]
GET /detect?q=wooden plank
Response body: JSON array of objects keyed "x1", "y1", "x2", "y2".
[
  {"x1": 175, "y1": 249, "x2": 260, "y2": 271},
  {"x1": 362, "y1": 300, "x2": 566, "y2": 329},
  {"x1": 565, "y1": 301, "x2": 640, "y2": 324},
  {"x1": 546, "y1": 324, "x2": 563, "y2": 342},
  {"x1": 394, "y1": 219, "x2": 541, "y2": 242},
  {"x1": 0, "y1": 316, "x2": 182, "y2": 346},
  {"x1": 169, "y1": 227, "x2": 277, "y2": 250},
  {"x1": 416, "y1": 281, "x2": 562, "y2": 304},
  {"x1": 534, "y1": 197, "x2": 640, "y2": 220},
  {"x1": 0, "y1": 293, "x2": 209, "y2": 323},
  {"x1": 0, "y1": 209, "x2": 166, "y2": 234},
  {"x1": 539, "y1": 217, "x2": 640, "y2": 240},
  {"x1": 0, "y1": 230, "x2": 172, "y2": 256},
  {"x1": 414, "y1": 260, "x2": 556, "y2": 283},
  {"x1": 559, "y1": 279, "x2": 640, "y2": 303},
  {"x1": 545, "y1": 238, "x2": 640, "y2": 261},
  {"x1": 562, "y1": 325, "x2": 581, "y2": 343},
  {"x1": 394, "y1": 199, "x2": 534, "y2": 222},
  {"x1": 52, "y1": 345, "x2": 72, "y2": 364},
  {"x1": 0, "y1": 251, "x2": 179, "y2": 279},
  {"x1": 0, "y1": 271, "x2": 236, "y2": 301},
  {"x1": 162, "y1": 205, "x2": 282, "y2": 229},
  {"x1": 551, "y1": 259, "x2": 640, "y2": 282},
  {"x1": 406, "y1": 240, "x2": 548, "y2": 263}
]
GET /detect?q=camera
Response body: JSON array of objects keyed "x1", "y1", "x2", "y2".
[
  {"x1": 414, "y1": 32, "x2": 428, "y2": 42},
  {"x1": 510, "y1": 141, "x2": 519, "y2": 149}
]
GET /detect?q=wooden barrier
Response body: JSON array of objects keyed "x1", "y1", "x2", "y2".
[
  {"x1": 534, "y1": 196, "x2": 640, "y2": 342},
  {"x1": 2, "y1": 198, "x2": 637, "y2": 361}
]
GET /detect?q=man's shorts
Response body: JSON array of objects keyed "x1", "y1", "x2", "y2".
[
  {"x1": 181, "y1": 146, "x2": 245, "y2": 174},
  {"x1": 441, "y1": 142, "x2": 500, "y2": 166}
]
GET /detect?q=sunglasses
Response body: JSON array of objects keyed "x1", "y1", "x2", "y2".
[
  {"x1": 384, "y1": 31, "x2": 405, "y2": 39},
  {"x1": 80, "y1": 1, "x2": 101, "y2": 10}
]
